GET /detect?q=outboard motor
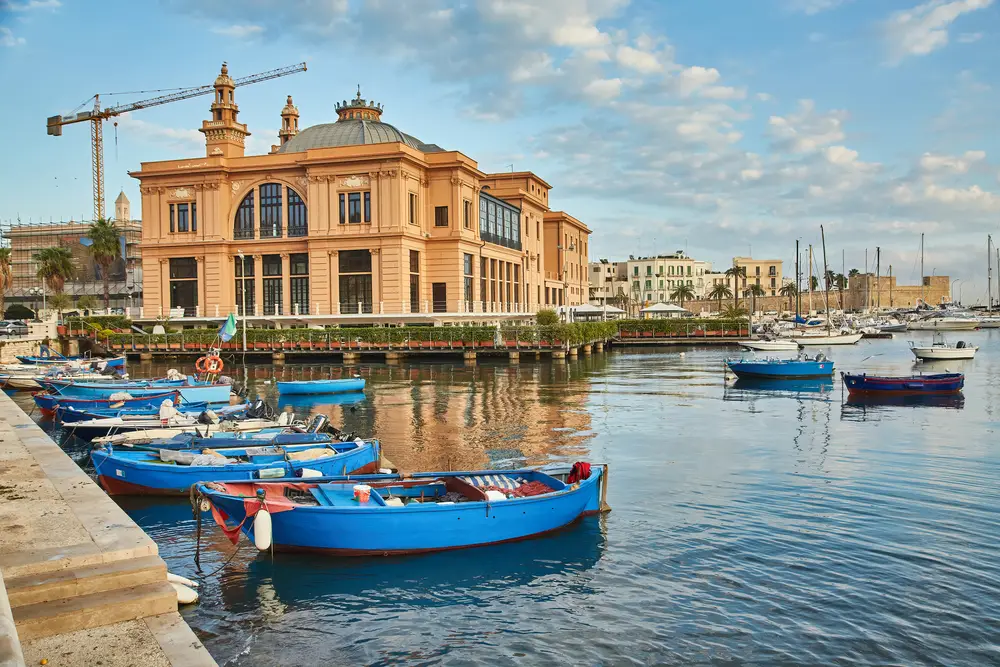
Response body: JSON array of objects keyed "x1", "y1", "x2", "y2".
[
  {"x1": 956, "y1": 341, "x2": 966, "y2": 349},
  {"x1": 815, "y1": 352, "x2": 826, "y2": 362},
  {"x1": 246, "y1": 399, "x2": 268, "y2": 419},
  {"x1": 306, "y1": 414, "x2": 328, "y2": 434}
]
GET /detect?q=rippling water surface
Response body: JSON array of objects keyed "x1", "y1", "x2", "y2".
[{"x1": 17, "y1": 331, "x2": 1000, "y2": 666}]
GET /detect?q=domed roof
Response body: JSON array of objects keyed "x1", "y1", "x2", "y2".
[{"x1": 276, "y1": 88, "x2": 443, "y2": 154}]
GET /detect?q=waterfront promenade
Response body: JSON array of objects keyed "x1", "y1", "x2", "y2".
[{"x1": 0, "y1": 390, "x2": 215, "y2": 667}]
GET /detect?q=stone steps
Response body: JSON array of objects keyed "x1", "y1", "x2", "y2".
[
  {"x1": 4, "y1": 555, "x2": 167, "y2": 608},
  {"x1": 11, "y1": 580, "x2": 177, "y2": 642}
]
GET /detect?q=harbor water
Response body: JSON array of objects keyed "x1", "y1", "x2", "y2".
[{"x1": 15, "y1": 331, "x2": 1000, "y2": 666}]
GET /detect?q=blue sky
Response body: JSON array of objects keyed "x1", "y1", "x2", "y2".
[{"x1": 2, "y1": 0, "x2": 999, "y2": 301}]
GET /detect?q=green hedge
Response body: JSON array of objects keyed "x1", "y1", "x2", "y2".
[
  {"x1": 615, "y1": 318, "x2": 746, "y2": 335},
  {"x1": 65, "y1": 315, "x2": 133, "y2": 332}
]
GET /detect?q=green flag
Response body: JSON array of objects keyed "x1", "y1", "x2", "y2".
[{"x1": 219, "y1": 313, "x2": 237, "y2": 342}]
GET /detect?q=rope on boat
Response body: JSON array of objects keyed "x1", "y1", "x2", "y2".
[{"x1": 190, "y1": 483, "x2": 255, "y2": 577}]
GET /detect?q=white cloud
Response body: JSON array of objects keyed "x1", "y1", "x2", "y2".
[
  {"x1": 700, "y1": 85, "x2": 746, "y2": 100},
  {"x1": 769, "y1": 100, "x2": 847, "y2": 153},
  {"x1": 510, "y1": 52, "x2": 558, "y2": 82},
  {"x1": 957, "y1": 31, "x2": 982, "y2": 42},
  {"x1": 1, "y1": 0, "x2": 61, "y2": 10},
  {"x1": 756, "y1": 92, "x2": 773, "y2": 102},
  {"x1": 210, "y1": 24, "x2": 264, "y2": 38},
  {"x1": 0, "y1": 27, "x2": 25, "y2": 47},
  {"x1": 824, "y1": 145, "x2": 859, "y2": 165},
  {"x1": 885, "y1": 0, "x2": 994, "y2": 63},
  {"x1": 787, "y1": 0, "x2": 852, "y2": 14},
  {"x1": 582, "y1": 77, "x2": 622, "y2": 101},
  {"x1": 741, "y1": 169, "x2": 763, "y2": 181},
  {"x1": 675, "y1": 66, "x2": 720, "y2": 96},
  {"x1": 919, "y1": 150, "x2": 986, "y2": 173},
  {"x1": 615, "y1": 45, "x2": 663, "y2": 73},
  {"x1": 116, "y1": 115, "x2": 204, "y2": 150}
]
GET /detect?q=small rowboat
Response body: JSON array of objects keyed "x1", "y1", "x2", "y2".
[
  {"x1": 740, "y1": 339, "x2": 799, "y2": 352},
  {"x1": 41, "y1": 379, "x2": 232, "y2": 404},
  {"x1": 33, "y1": 390, "x2": 183, "y2": 417},
  {"x1": 196, "y1": 462, "x2": 608, "y2": 556},
  {"x1": 92, "y1": 438, "x2": 380, "y2": 496},
  {"x1": 276, "y1": 378, "x2": 366, "y2": 395},
  {"x1": 841, "y1": 372, "x2": 964, "y2": 395},
  {"x1": 726, "y1": 356, "x2": 834, "y2": 379}
]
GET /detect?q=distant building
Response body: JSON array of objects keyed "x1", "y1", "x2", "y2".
[
  {"x1": 588, "y1": 259, "x2": 629, "y2": 306},
  {"x1": 846, "y1": 274, "x2": 949, "y2": 309},
  {"x1": 706, "y1": 257, "x2": 784, "y2": 298},
  {"x1": 2, "y1": 191, "x2": 142, "y2": 313}
]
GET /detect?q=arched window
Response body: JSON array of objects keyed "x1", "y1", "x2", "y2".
[
  {"x1": 259, "y1": 183, "x2": 282, "y2": 238},
  {"x1": 288, "y1": 187, "x2": 307, "y2": 237},
  {"x1": 234, "y1": 192, "x2": 254, "y2": 239}
]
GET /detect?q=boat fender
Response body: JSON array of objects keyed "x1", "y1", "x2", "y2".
[
  {"x1": 258, "y1": 467, "x2": 285, "y2": 479},
  {"x1": 253, "y1": 509, "x2": 272, "y2": 551},
  {"x1": 170, "y1": 582, "x2": 199, "y2": 605},
  {"x1": 167, "y1": 572, "x2": 200, "y2": 588},
  {"x1": 299, "y1": 468, "x2": 323, "y2": 478},
  {"x1": 485, "y1": 490, "x2": 507, "y2": 501}
]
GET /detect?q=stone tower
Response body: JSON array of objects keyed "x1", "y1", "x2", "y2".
[
  {"x1": 114, "y1": 190, "x2": 130, "y2": 221},
  {"x1": 278, "y1": 95, "x2": 300, "y2": 146},
  {"x1": 199, "y1": 62, "x2": 250, "y2": 158}
]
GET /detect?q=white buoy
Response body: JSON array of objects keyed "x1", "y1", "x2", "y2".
[
  {"x1": 679, "y1": 352, "x2": 685, "y2": 357},
  {"x1": 167, "y1": 572, "x2": 199, "y2": 588},
  {"x1": 299, "y1": 468, "x2": 322, "y2": 478},
  {"x1": 170, "y1": 581, "x2": 199, "y2": 605},
  {"x1": 253, "y1": 509, "x2": 273, "y2": 551}
]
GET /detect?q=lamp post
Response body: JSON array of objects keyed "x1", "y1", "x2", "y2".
[
  {"x1": 951, "y1": 279, "x2": 961, "y2": 305},
  {"x1": 237, "y1": 250, "x2": 247, "y2": 353},
  {"x1": 28, "y1": 287, "x2": 41, "y2": 321}
]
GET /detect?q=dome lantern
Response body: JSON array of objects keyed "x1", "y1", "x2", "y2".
[{"x1": 335, "y1": 85, "x2": 384, "y2": 122}]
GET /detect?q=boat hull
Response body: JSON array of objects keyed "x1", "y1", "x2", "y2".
[
  {"x1": 842, "y1": 372, "x2": 963, "y2": 395},
  {"x1": 92, "y1": 440, "x2": 380, "y2": 496},
  {"x1": 276, "y1": 378, "x2": 366, "y2": 395},
  {"x1": 791, "y1": 333, "x2": 863, "y2": 346},
  {"x1": 41, "y1": 380, "x2": 231, "y2": 404},
  {"x1": 739, "y1": 340, "x2": 800, "y2": 351},
  {"x1": 198, "y1": 467, "x2": 605, "y2": 555},
  {"x1": 33, "y1": 391, "x2": 182, "y2": 416},
  {"x1": 910, "y1": 347, "x2": 977, "y2": 360},
  {"x1": 727, "y1": 360, "x2": 834, "y2": 379},
  {"x1": 907, "y1": 321, "x2": 979, "y2": 331}
]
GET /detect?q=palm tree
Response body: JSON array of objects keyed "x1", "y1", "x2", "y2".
[
  {"x1": 779, "y1": 283, "x2": 797, "y2": 312},
  {"x1": 724, "y1": 265, "x2": 746, "y2": 309},
  {"x1": 0, "y1": 247, "x2": 11, "y2": 319},
  {"x1": 744, "y1": 283, "x2": 766, "y2": 315},
  {"x1": 33, "y1": 247, "x2": 74, "y2": 293},
  {"x1": 809, "y1": 275, "x2": 819, "y2": 292},
  {"x1": 669, "y1": 283, "x2": 696, "y2": 308},
  {"x1": 47, "y1": 292, "x2": 72, "y2": 320},
  {"x1": 721, "y1": 303, "x2": 748, "y2": 320},
  {"x1": 87, "y1": 218, "x2": 122, "y2": 310},
  {"x1": 708, "y1": 283, "x2": 732, "y2": 312},
  {"x1": 835, "y1": 273, "x2": 847, "y2": 311},
  {"x1": 848, "y1": 268, "x2": 860, "y2": 278}
]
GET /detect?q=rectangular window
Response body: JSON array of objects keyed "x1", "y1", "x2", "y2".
[
  {"x1": 191, "y1": 202, "x2": 197, "y2": 232},
  {"x1": 409, "y1": 250, "x2": 420, "y2": 313},
  {"x1": 339, "y1": 194, "x2": 346, "y2": 225},
  {"x1": 480, "y1": 257, "x2": 487, "y2": 309},
  {"x1": 176, "y1": 203, "x2": 189, "y2": 233},
  {"x1": 169, "y1": 204, "x2": 175, "y2": 233},
  {"x1": 409, "y1": 193, "x2": 417, "y2": 225},
  {"x1": 339, "y1": 249, "x2": 372, "y2": 274},
  {"x1": 234, "y1": 255, "x2": 255, "y2": 316},
  {"x1": 339, "y1": 250, "x2": 373, "y2": 314},
  {"x1": 464, "y1": 253, "x2": 474, "y2": 311},
  {"x1": 259, "y1": 183, "x2": 282, "y2": 238},
  {"x1": 348, "y1": 192, "x2": 362, "y2": 224},
  {"x1": 364, "y1": 191, "x2": 371, "y2": 223},
  {"x1": 290, "y1": 253, "x2": 309, "y2": 315},
  {"x1": 771, "y1": 277, "x2": 776, "y2": 288},
  {"x1": 463, "y1": 200, "x2": 471, "y2": 229},
  {"x1": 633, "y1": 266, "x2": 639, "y2": 276},
  {"x1": 262, "y1": 254, "x2": 283, "y2": 315},
  {"x1": 490, "y1": 258, "x2": 497, "y2": 304},
  {"x1": 168, "y1": 258, "x2": 198, "y2": 316},
  {"x1": 645, "y1": 280, "x2": 652, "y2": 290},
  {"x1": 513, "y1": 265, "x2": 520, "y2": 305},
  {"x1": 435, "y1": 206, "x2": 448, "y2": 227},
  {"x1": 432, "y1": 283, "x2": 447, "y2": 313}
]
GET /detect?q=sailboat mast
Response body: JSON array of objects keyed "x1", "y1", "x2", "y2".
[
  {"x1": 989, "y1": 235, "x2": 993, "y2": 312},
  {"x1": 795, "y1": 239, "x2": 800, "y2": 319},
  {"x1": 808, "y1": 245, "x2": 814, "y2": 313},
  {"x1": 889, "y1": 265, "x2": 893, "y2": 307},
  {"x1": 865, "y1": 248, "x2": 869, "y2": 311},
  {"x1": 920, "y1": 233, "x2": 925, "y2": 306},
  {"x1": 820, "y1": 226, "x2": 832, "y2": 333},
  {"x1": 876, "y1": 247, "x2": 881, "y2": 310}
]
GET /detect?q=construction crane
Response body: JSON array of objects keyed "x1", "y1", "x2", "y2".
[{"x1": 46, "y1": 62, "x2": 307, "y2": 222}]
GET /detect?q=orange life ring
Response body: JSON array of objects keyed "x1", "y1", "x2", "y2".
[
  {"x1": 206, "y1": 355, "x2": 224, "y2": 373},
  {"x1": 195, "y1": 356, "x2": 209, "y2": 373}
]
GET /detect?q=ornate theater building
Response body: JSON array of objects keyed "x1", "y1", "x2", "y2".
[{"x1": 131, "y1": 65, "x2": 591, "y2": 324}]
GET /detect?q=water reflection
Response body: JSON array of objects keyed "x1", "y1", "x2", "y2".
[
  {"x1": 842, "y1": 392, "x2": 966, "y2": 421},
  {"x1": 724, "y1": 376, "x2": 835, "y2": 403}
]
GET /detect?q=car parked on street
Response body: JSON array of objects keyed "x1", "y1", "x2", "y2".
[{"x1": 0, "y1": 321, "x2": 29, "y2": 337}]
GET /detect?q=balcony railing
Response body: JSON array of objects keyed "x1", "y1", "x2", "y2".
[
  {"x1": 480, "y1": 231, "x2": 521, "y2": 251},
  {"x1": 234, "y1": 227, "x2": 254, "y2": 240}
]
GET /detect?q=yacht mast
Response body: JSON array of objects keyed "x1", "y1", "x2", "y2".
[
  {"x1": 989, "y1": 235, "x2": 993, "y2": 312},
  {"x1": 821, "y1": 226, "x2": 832, "y2": 334},
  {"x1": 795, "y1": 239, "x2": 800, "y2": 319},
  {"x1": 920, "y1": 233, "x2": 925, "y2": 307},
  {"x1": 808, "y1": 245, "x2": 814, "y2": 314},
  {"x1": 876, "y1": 247, "x2": 881, "y2": 310},
  {"x1": 889, "y1": 265, "x2": 893, "y2": 307}
]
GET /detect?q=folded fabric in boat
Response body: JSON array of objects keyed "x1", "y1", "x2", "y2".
[
  {"x1": 159, "y1": 449, "x2": 234, "y2": 466},
  {"x1": 286, "y1": 447, "x2": 332, "y2": 462},
  {"x1": 461, "y1": 474, "x2": 523, "y2": 491},
  {"x1": 243, "y1": 447, "x2": 283, "y2": 457}
]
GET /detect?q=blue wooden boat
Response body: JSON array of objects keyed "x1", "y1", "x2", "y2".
[
  {"x1": 92, "y1": 438, "x2": 380, "y2": 496},
  {"x1": 33, "y1": 390, "x2": 182, "y2": 416},
  {"x1": 40, "y1": 379, "x2": 232, "y2": 404},
  {"x1": 195, "y1": 463, "x2": 609, "y2": 555},
  {"x1": 56, "y1": 401, "x2": 216, "y2": 423},
  {"x1": 841, "y1": 372, "x2": 964, "y2": 395},
  {"x1": 276, "y1": 378, "x2": 366, "y2": 395},
  {"x1": 727, "y1": 356, "x2": 834, "y2": 379},
  {"x1": 17, "y1": 347, "x2": 126, "y2": 369}
]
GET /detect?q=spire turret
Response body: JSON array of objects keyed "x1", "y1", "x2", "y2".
[
  {"x1": 199, "y1": 62, "x2": 250, "y2": 157},
  {"x1": 278, "y1": 95, "x2": 300, "y2": 146},
  {"x1": 335, "y1": 87, "x2": 383, "y2": 122}
]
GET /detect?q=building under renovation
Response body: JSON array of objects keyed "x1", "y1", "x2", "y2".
[{"x1": 2, "y1": 192, "x2": 143, "y2": 314}]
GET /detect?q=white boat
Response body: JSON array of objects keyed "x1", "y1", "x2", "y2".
[
  {"x1": 877, "y1": 319, "x2": 908, "y2": 333},
  {"x1": 740, "y1": 339, "x2": 800, "y2": 351},
  {"x1": 976, "y1": 316, "x2": 1000, "y2": 328},
  {"x1": 85, "y1": 418, "x2": 280, "y2": 443},
  {"x1": 907, "y1": 316, "x2": 979, "y2": 331},
  {"x1": 792, "y1": 332, "x2": 863, "y2": 346},
  {"x1": 909, "y1": 334, "x2": 978, "y2": 360}
]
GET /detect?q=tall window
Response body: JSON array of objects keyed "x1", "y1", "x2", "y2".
[
  {"x1": 288, "y1": 189, "x2": 307, "y2": 237},
  {"x1": 432, "y1": 283, "x2": 447, "y2": 313},
  {"x1": 235, "y1": 255, "x2": 255, "y2": 316},
  {"x1": 464, "y1": 253, "x2": 473, "y2": 311},
  {"x1": 480, "y1": 256, "x2": 487, "y2": 310},
  {"x1": 348, "y1": 193, "x2": 362, "y2": 223},
  {"x1": 478, "y1": 193, "x2": 521, "y2": 250},
  {"x1": 169, "y1": 204, "x2": 174, "y2": 233},
  {"x1": 262, "y1": 254, "x2": 283, "y2": 315},
  {"x1": 409, "y1": 250, "x2": 420, "y2": 313},
  {"x1": 513, "y1": 264, "x2": 520, "y2": 307},
  {"x1": 176, "y1": 204, "x2": 190, "y2": 233},
  {"x1": 435, "y1": 206, "x2": 448, "y2": 227},
  {"x1": 463, "y1": 200, "x2": 472, "y2": 229},
  {"x1": 290, "y1": 253, "x2": 309, "y2": 315},
  {"x1": 341, "y1": 192, "x2": 370, "y2": 224},
  {"x1": 408, "y1": 192, "x2": 417, "y2": 225},
  {"x1": 234, "y1": 192, "x2": 254, "y2": 239},
  {"x1": 364, "y1": 192, "x2": 371, "y2": 223},
  {"x1": 169, "y1": 258, "x2": 198, "y2": 315},
  {"x1": 339, "y1": 250, "x2": 372, "y2": 314},
  {"x1": 169, "y1": 203, "x2": 195, "y2": 233},
  {"x1": 259, "y1": 183, "x2": 282, "y2": 238}
]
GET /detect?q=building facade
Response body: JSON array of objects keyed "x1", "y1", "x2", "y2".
[
  {"x1": 845, "y1": 274, "x2": 949, "y2": 310},
  {"x1": 707, "y1": 257, "x2": 784, "y2": 298},
  {"x1": 588, "y1": 259, "x2": 628, "y2": 306},
  {"x1": 131, "y1": 65, "x2": 589, "y2": 323},
  {"x1": 3, "y1": 192, "x2": 142, "y2": 313}
]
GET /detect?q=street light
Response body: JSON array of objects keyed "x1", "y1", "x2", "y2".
[
  {"x1": 237, "y1": 250, "x2": 247, "y2": 353},
  {"x1": 951, "y1": 279, "x2": 961, "y2": 304},
  {"x1": 29, "y1": 286, "x2": 45, "y2": 321}
]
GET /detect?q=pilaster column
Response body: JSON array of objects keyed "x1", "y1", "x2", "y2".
[
  {"x1": 370, "y1": 248, "x2": 381, "y2": 314},
  {"x1": 328, "y1": 250, "x2": 339, "y2": 314},
  {"x1": 196, "y1": 256, "x2": 205, "y2": 316},
  {"x1": 280, "y1": 253, "x2": 291, "y2": 316},
  {"x1": 253, "y1": 254, "x2": 263, "y2": 316},
  {"x1": 159, "y1": 259, "x2": 169, "y2": 313}
]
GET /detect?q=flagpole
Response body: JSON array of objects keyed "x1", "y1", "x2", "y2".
[{"x1": 238, "y1": 250, "x2": 247, "y2": 353}]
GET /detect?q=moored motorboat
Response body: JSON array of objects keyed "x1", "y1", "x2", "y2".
[
  {"x1": 276, "y1": 378, "x2": 366, "y2": 395},
  {"x1": 726, "y1": 355, "x2": 834, "y2": 379},
  {"x1": 909, "y1": 334, "x2": 978, "y2": 360},
  {"x1": 195, "y1": 462, "x2": 608, "y2": 555},
  {"x1": 739, "y1": 338, "x2": 800, "y2": 352},
  {"x1": 841, "y1": 372, "x2": 964, "y2": 395},
  {"x1": 92, "y1": 438, "x2": 381, "y2": 495},
  {"x1": 907, "y1": 316, "x2": 978, "y2": 331},
  {"x1": 790, "y1": 332, "x2": 863, "y2": 346},
  {"x1": 40, "y1": 378, "x2": 232, "y2": 404},
  {"x1": 33, "y1": 390, "x2": 184, "y2": 417}
]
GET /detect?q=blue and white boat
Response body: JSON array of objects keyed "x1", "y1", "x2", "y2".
[
  {"x1": 57, "y1": 401, "x2": 215, "y2": 423},
  {"x1": 92, "y1": 438, "x2": 380, "y2": 496},
  {"x1": 726, "y1": 354, "x2": 834, "y2": 379},
  {"x1": 33, "y1": 390, "x2": 182, "y2": 416},
  {"x1": 195, "y1": 462, "x2": 608, "y2": 556},
  {"x1": 277, "y1": 378, "x2": 366, "y2": 395},
  {"x1": 841, "y1": 372, "x2": 964, "y2": 395},
  {"x1": 16, "y1": 346, "x2": 126, "y2": 369},
  {"x1": 40, "y1": 378, "x2": 232, "y2": 405}
]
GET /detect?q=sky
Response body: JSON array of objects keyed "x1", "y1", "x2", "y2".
[{"x1": 1, "y1": 0, "x2": 999, "y2": 303}]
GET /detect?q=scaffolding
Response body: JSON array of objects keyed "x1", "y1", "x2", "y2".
[{"x1": 0, "y1": 217, "x2": 143, "y2": 312}]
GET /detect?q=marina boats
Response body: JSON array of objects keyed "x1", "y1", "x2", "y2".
[
  {"x1": 841, "y1": 372, "x2": 964, "y2": 395},
  {"x1": 92, "y1": 438, "x2": 381, "y2": 495},
  {"x1": 906, "y1": 314, "x2": 979, "y2": 331},
  {"x1": 276, "y1": 378, "x2": 366, "y2": 395},
  {"x1": 789, "y1": 331, "x2": 863, "y2": 346},
  {"x1": 15, "y1": 346, "x2": 126, "y2": 369},
  {"x1": 726, "y1": 355, "x2": 834, "y2": 379},
  {"x1": 33, "y1": 390, "x2": 184, "y2": 416},
  {"x1": 196, "y1": 462, "x2": 608, "y2": 555},
  {"x1": 909, "y1": 334, "x2": 978, "y2": 360},
  {"x1": 40, "y1": 378, "x2": 233, "y2": 404},
  {"x1": 0, "y1": 371, "x2": 124, "y2": 391},
  {"x1": 61, "y1": 406, "x2": 266, "y2": 441},
  {"x1": 739, "y1": 338, "x2": 800, "y2": 352}
]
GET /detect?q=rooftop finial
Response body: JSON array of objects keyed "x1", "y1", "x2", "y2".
[{"x1": 356, "y1": 84, "x2": 361, "y2": 99}]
